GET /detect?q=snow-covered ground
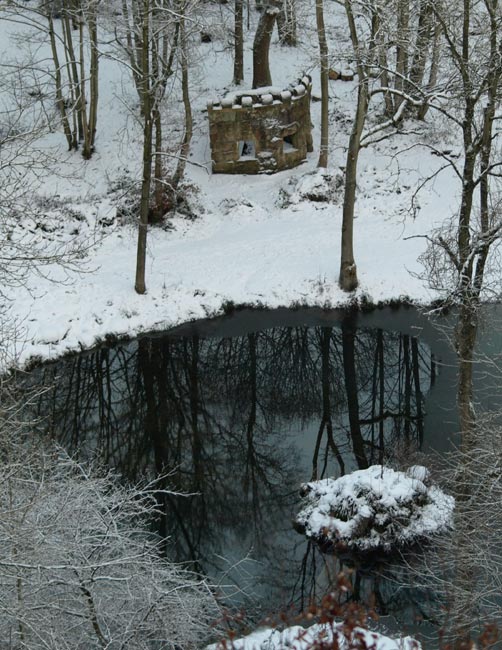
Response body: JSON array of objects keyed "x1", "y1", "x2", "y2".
[
  {"x1": 207, "y1": 622, "x2": 420, "y2": 650},
  {"x1": 0, "y1": 3, "x2": 461, "y2": 370}
]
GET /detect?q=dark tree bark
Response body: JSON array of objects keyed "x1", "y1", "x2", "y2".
[
  {"x1": 311, "y1": 328, "x2": 345, "y2": 480},
  {"x1": 316, "y1": 0, "x2": 329, "y2": 167},
  {"x1": 339, "y1": 79, "x2": 367, "y2": 291},
  {"x1": 135, "y1": 0, "x2": 152, "y2": 295},
  {"x1": 339, "y1": 0, "x2": 370, "y2": 292},
  {"x1": 172, "y1": 9, "x2": 193, "y2": 192},
  {"x1": 252, "y1": 3, "x2": 279, "y2": 88},
  {"x1": 233, "y1": 0, "x2": 244, "y2": 84},
  {"x1": 341, "y1": 319, "x2": 368, "y2": 469}
]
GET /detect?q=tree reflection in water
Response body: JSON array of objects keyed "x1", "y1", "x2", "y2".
[{"x1": 28, "y1": 316, "x2": 436, "y2": 624}]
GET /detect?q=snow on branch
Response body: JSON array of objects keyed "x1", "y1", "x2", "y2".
[
  {"x1": 208, "y1": 621, "x2": 420, "y2": 650},
  {"x1": 0, "y1": 441, "x2": 220, "y2": 649}
]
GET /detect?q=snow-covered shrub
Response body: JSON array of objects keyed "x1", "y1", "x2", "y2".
[
  {"x1": 294, "y1": 170, "x2": 343, "y2": 203},
  {"x1": 0, "y1": 437, "x2": 219, "y2": 649},
  {"x1": 294, "y1": 465, "x2": 454, "y2": 553},
  {"x1": 207, "y1": 621, "x2": 419, "y2": 650}
]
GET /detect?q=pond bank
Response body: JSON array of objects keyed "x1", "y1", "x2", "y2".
[{"x1": 22, "y1": 303, "x2": 502, "y2": 645}]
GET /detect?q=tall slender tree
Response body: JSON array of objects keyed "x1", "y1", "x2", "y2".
[
  {"x1": 316, "y1": 0, "x2": 329, "y2": 168},
  {"x1": 233, "y1": 0, "x2": 244, "y2": 84},
  {"x1": 252, "y1": 0, "x2": 280, "y2": 88}
]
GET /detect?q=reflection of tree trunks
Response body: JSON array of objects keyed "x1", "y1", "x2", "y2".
[
  {"x1": 411, "y1": 339, "x2": 424, "y2": 445},
  {"x1": 244, "y1": 333, "x2": 260, "y2": 519},
  {"x1": 290, "y1": 540, "x2": 320, "y2": 612},
  {"x1": 32, "y1": 319, "x2": 436, "y2": 605},
  {"x1": 341, "y1": 320, "x2": 368, "y2": 469},
  {"x1": 453, "y1": 302, "x2": 479, "y2": 644},
  {"x1": 377, "y1": 330, "x2": 384, "y2": 463},
  {"x1": 138, "y1": 340, "x2": 166, "y2": 474},
  {"x1": 370, "y1": 340, "x2": 378, "y2": 463},
  {"x1": 138, "y1": 338, "x2": 169, "y2": 540},
  {"x1": 99, "y1": 349, "x2": 113, "y2": 457},
  {"x1": 312, "y1": 328, "x2": 344, "y2": 480},
  {"x1": 456, "y1": 304, "x2": 477, "y2": 452},
  {"x1": 164, "y1": 492, "x2": 204, "y2": 574},
  {"x1": 69, "y1": 356, "x2": 82, "y2": 447},
  {"x1": 403, "y1": 335, "x2": 411, "y2": 441},
  {"x1": 188, "y1": 336, "x2": 203, "y2": 489}
]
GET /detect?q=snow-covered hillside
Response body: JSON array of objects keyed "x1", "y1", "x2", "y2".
[{"x1": 0, "y1": 3, "x2": 460, "y2": 370}]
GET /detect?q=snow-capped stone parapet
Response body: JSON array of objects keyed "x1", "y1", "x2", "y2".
[
  {"x1": 207, "y1": 76, "x2": 313, "y2": 174},
  {"x1": 293, "y1": 465, "x2": 454, "y2": 553},
  {"x1": 207, "y1": 622, "x2": 420, "y2": 650}
]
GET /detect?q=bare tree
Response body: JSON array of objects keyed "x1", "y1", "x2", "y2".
[
  {"x1": 418, "y1": 0, "x2": 502, "y2": 641},
  {"x1": 112, "y1": 0, "x2": 181, "y2": 292},
  {"x1": 252, "y1": 0, "x2": 280, "y2": 88},
  {"x1": 277, "y1": 0, "x2": 296, "y2": 46},
  {"x1": 0, "y1": 400, "x2": 220, "y2": 649},
  {"x1": 315, "y1": 0, "x2": 329, "y2": 168},
  {"x1": 338, "y1": 0, "x2": 443, "y2": 291},
  {"x1": 233, "y1": 0, "x2": 244, "y2": 84},
  {"x1": 0, "y1": 71, "x2": 91, "y2": 299},
  {"x1": 170, "y1": 1, "x2": 193, "y2": 198},
  {"x1": 338, "y1": 0, "x2": 371, "y2": 292},
  {"x1": 7, "y1": 0, "x2": 102, "y2": 157}
]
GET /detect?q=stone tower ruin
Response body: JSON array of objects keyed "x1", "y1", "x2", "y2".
[{"x1": 207, "y1": 75, "x2": 313, "y2": 174}]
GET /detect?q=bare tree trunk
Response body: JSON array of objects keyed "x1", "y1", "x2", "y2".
[
  {"x1": 316, "y1": 0, "x2": 329, "y2": 167},
  {"x1": 408, "y1": 0, "x2": 433, "y2": 92},
  {"x1": 233, "y1": 0, "x2": 244, "y2": 84},
  {"x1": 456, "y1": 306, "x2": 477, "y2": 448},
  {"x1": 152, "y1": 109, "x2": 163, "y2": 220},
  {"x1": 394, "y1": 0, "x2": 409, "y2": 109},
  {"x1": 417, "y1": 20, "x2": 440, "y2": 120},
  {"x1": 61, "y1": 3, "x2": 83, "y2": 141},
  {"x1": 339, "y1": 0, "x2": 370, "y2": 292},
  {"x1": 252, "y1": 3, "x2": 279, "y2": 88},
  {"x1": 277, "y1": 0, "x2": 296, "y2": 45},
  {"x1": 339, "y1": 80, "x2": 367, "y2": 291},
  {"x1": 452, "y1": 300, "x2": 478, "y2": 645},
  {"x1": 342, "y1": 319, "x2": 368, "y2": 469},
  {"x1": 48, "y1": 15, "x2": 75, "y2": 149},
  {"x1": 79, "y1": 19, "x2": 90, "y2": 154},
  {"x1": 172, "y1": 6, "x2": 193, "y2": 191},
  {"x1": 135, "y1": 0, "x2": 152, "y2": 295},
  {"x1": 83, "y1": 2, "x2": 99, "y2": 158},
  {"x1": 370, "y1": 7, "x2": 394, "y2": 118}
]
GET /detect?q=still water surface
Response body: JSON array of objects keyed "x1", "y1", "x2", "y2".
[{"x1": 28, "y1": 306, "x2": 502, "y2": 641}]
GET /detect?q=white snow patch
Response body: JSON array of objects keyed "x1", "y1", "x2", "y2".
[
  {"x1": 207, "y1": 623, "x2": 420, "y2": 650},
  {"x1": 295, "y1": 465, "x2": 454, "y2": 552}
]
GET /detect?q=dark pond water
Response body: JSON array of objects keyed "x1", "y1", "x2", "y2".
[{"x1": 25, "y1": 305, "x2": 502, "y2": 642}]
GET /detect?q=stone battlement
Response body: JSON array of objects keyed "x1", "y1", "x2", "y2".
[
  {"x1": 207, "y1": 75, "x2": 312, "y2": 112},
  {"x1": 207, "y1": 75, "x2": 313, "y2": 174}
]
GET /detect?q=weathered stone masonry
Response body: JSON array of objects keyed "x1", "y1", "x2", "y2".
[{"x1": 207, "y1": 75, "x2": 313, "y2": 174}]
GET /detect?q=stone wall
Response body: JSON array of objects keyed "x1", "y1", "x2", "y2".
[{"x1": 207, "y1": 76, "x2": 313, "y2": 174}]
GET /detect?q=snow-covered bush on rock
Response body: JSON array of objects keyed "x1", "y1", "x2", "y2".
[
  {"x1": 294, "y1": 465, "x2": 454, "y2": 552},
  {"x1": 291, "y1": 170, "x2": 344, "y2": 204},
  {"x1": 0, "y1": 438, "x2": 219, "y2": 649},
  {"x1": 207, "y1": 622, "x2": 419, "y2": 650}
]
